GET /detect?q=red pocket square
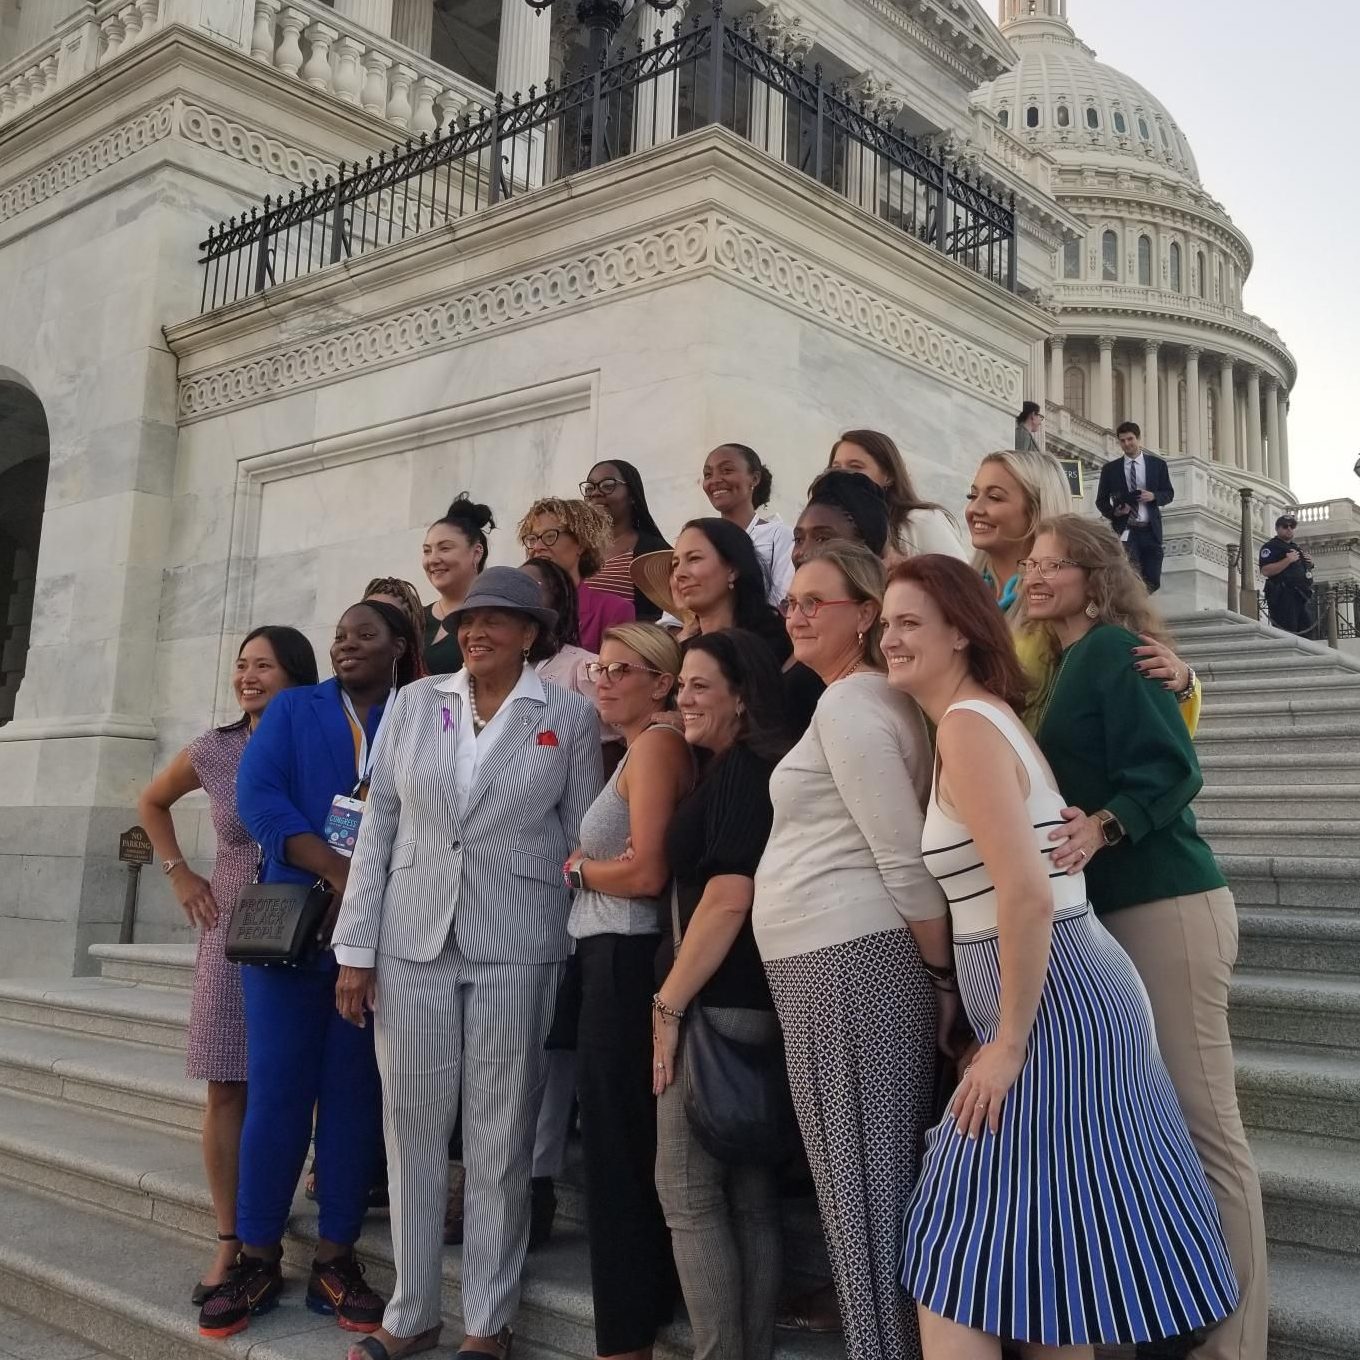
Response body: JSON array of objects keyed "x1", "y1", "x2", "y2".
[{"x1": 538, "y1": 730, "x2": 559, "y2": 746}]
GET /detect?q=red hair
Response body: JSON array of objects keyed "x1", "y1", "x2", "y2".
[{"x1": 886, "y1": 555, "x2": 1031, "y2": 713}]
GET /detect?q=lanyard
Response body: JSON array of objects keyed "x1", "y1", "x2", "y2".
[
  {"x1": 983, "y1": 569, "x2": 1020, "y2": 612},
  {"x1": 340, "y1": 687, "x2": 395, "y2": 791}
]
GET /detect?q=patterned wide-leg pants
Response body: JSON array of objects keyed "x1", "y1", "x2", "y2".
[{"x1": 765, "y1": 929, "x2": 937, "y2": 1360}]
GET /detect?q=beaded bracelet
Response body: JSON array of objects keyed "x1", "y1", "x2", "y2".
[{"x1": 652, "y1": 993, "x2": 685, "y2": 1021}]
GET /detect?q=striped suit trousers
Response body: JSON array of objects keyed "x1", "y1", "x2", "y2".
[{"x1": 374, "y1": 943, "x2": 563, "y2": 1337}]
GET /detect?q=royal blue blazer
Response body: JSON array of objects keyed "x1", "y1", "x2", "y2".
[{"x1": 236, "y1": 678, "x2": 386, "y2": 886}]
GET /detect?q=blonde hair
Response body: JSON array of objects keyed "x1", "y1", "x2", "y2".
[
  {"x1": 517, "y1": 497, "x2": 613, "y2": 578},
  {"x1": 1028, "y1": 514, "x2": 1170, "y2": 645},
  {"x1": 601, "y1": 622, "x2": 683, "y2": 707},
  {"x1": 801, "y1": 538, "x2": 888, "y2": 668}
]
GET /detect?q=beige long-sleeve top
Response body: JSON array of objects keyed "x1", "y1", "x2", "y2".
[{"x1": 752, "y1": 671, "x2": 947, "y2": 961}]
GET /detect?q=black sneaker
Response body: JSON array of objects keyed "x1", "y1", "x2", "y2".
[
  {"x1": 306, "y1": 1251, "x2": 385, "y2": 1333},
  {"x1": 528, "y1": 1176, "x2": 557, "y2": 1252},
  {"x1": 197, "y1": 1251, "x2": 283, "y2": 1338}
]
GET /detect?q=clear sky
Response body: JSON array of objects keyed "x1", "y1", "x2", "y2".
[{"x1": 1063, "y1": 1, "x2": 1359, "y2": 504}]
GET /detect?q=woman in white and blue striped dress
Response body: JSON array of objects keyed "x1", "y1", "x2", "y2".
[{"x1": 882, "y1": 555, "x2": 1237, "y2": 1355}]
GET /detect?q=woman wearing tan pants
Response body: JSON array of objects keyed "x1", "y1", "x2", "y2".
[{"x1": 1025, "y1": 514, "x2": 1267, "y2": 1360}]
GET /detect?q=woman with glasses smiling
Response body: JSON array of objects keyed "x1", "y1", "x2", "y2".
[
  {"x1": 564, "y1": 623, "x2": 692, "y2": 1360},
  {"x1": 579, "y1": 460, "x2": 672, "y2": 622},
  {"x1": 754, "y1": 541, "x2": 953, "y2": 1360},
  {"x1": 518, "y1": 496, "x2": 635, "y2": 651}
]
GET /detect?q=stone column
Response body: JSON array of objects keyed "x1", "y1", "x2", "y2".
[
  {"x1": 335, "y1": 0, "x2": 391, "y2": 35},
  {"x1": 1265, "y1": 377, "x2": 1282, "y2": 482},
  {"x1": 1142, "y1": 339, "x2": 1160, "y2": 450},
  {"x1": 14, "y1": 0, "x2": 62, "y2": 52},
  {"x1": 1097, "y1": 336, "x2": 1115, "y2": 430},
  {"x1": 1245, "y1": 365, "x2": 1263, "y2": 475},
  {"x1": 1218, "y1": 356, "x2": 1236, "y2": 468},
  {"x1": 496, "y1": 0, "x2": 550, "y2": 98},
  {"x1": 1278, "y1": 390, "x2": 1291, "y2": 488},
  {"x1": 391, "y1": 0, "x2": 432, "y2": 56},
  {"x1": 1049, "y1": 334, "x2": 1065, "y2": 408},
  {"x1": 1184, "y1": 346, "x2": 1201, "y2": 459},
  {"x1": 633, "y1": 0, "x2": 687, "y2": 151}
]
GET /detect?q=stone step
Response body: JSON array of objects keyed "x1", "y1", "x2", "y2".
[
  {"x1": 1198, "y1": 820, "x2": 1360, "y2": 857},
  {"x1": 1231, "y1": 973, "x2": 1360, "y2": 1052},
  {"x1": 1218, "y1": 855, "x2": 1359, "y2": 910},
  {"x1": 0, "y1": 979, "x2": 188, "y2": 1052},
  {"x1": 1196, "y1": 694, "x2": 1360, "y2": 728},
  {"x1": 0, "y1": 1091, "x2": 836, "y2": 1360},
  {"x1": 0, "y1": 1019, "x2": 201, "y2": 1133},
  {"x1": 1203, "y1": 673, "x2": 1360, "y2": 703},
  {"x1": 1198, "y1": 752, "x2": 1360, "y2": 786},
  {"x1": 1177, "y1": 634, "x2": 1346, "y2": 662},
  {"x1": 1189, "y1": 652, "x2": 1357, "y2": 682},
  {"x1": 1253, "y1": 1133, "x2": 1360, "y2": 1260},
  {"x1": 1238, "y1": 910, "x2": 1360, "y2": 974},
  {"x1": 1197, "y1": 786, "x2": 1360, "y2": 820},
  {"x1": 1267, "y1": 1246, "x2": 1360, "y2": 1360},
  {"x1": 1193, "y1": 720, "x2": 1360, "y2": 757},
  {"x1": 88, "y1": 943, "x2": 196, "y2": 991},
  {"x1": 1235, "y1": 1042, "x2": 1360, "y2": 1146}
]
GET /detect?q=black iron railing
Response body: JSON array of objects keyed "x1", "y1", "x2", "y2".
[
  {"x1": 1259, "y1": 578, "x2": 1358, "y2": 646},
  {"x1": 197, "y1": 4, "x2": 1016, "y2": 312}
]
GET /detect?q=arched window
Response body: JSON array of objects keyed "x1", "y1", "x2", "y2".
[
  {"x1": 1062, "y1": 236, "x2": 1081, "y2": 279},
  {"x1": 1064, "y1": 365, "x2": 1087, "y2": 418},
  {"x1": 998, "y1": 107, "x2": 1008, "y2": 128},
  {"x1": 1113, "y1": 369, "x2": 1127, "y2": 424},
  {"x1": 1196, "y1": 250, "x2": 1206, "y2": 298},
  {"x1": 1169, "y1": 241, "x2": 1182, "y2": 292},
  {"x1": 1137, "y1": 235, "x2": 1152, "y2": 286},
  {"x1": 1085, "y1": 106, "x2": 1099, "y2": 129},
  {"x1": 1056, "y1": 103, "x2": 1070, "y2": 128},
  {"x1": 1177, "y1": 379, "x2": 1188, "y2": 453},
  {"x1": 1113, "y1": 111, "x2": 1127, "y2": 134},
  {"x1": 1158, "y1": 123, "x2": 1170, "y2": 149},
  {"x1": 1137, "y1": 116, "x2": 1150, "y2": 140},
  {"x1": 1025, "y1": 105, "x2": 1039, "y2": 128},
  {"x1": 1101, "y1": 229, "x2": 1119, "y2": 281},
  {"x1": 1214, "y1": 257, "x2": 1222, "y2": 300},
  {"x1": 1206, "y1": 385, "x2": 1219, "y2": 460}
]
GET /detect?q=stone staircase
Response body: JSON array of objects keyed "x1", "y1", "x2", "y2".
[{"x1": 0, "y1": 608, "x2": 1355, "y2": 1359}]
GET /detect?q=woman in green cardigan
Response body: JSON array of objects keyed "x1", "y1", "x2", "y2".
[{"x1": 1023, "y1": 513, "x2": 1266, "y2": 1360}]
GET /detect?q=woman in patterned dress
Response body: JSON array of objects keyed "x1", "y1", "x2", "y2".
[
  {"x1": 138, "y1": 625, "x2": 318, "y2": 1305},
  {"x1": 883, "y1": 555, "x2": 1237, "y2": 1356}
]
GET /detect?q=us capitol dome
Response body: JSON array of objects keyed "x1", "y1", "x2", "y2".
[{"x1": 977, "y1": 0, "x2": 1295, "y2": 490}]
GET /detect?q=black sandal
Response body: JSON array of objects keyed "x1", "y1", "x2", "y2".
[
  {"x1": 456, "y1": 1325, "x2": 513, "y2": 1360},
  {"x1": 347, "y1": 1327, "x2": 442, "y2": 1360},
  {"x1": 190, "y1": 1233, "x2": 241, "y2": 1307}
]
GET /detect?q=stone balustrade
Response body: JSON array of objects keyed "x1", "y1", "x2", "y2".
[
  {"x1": 247, "y1": 0, "x2": 485, "y2": 135},
  {"x1": 0, "y1": 0, "x2": 163, "y2": 129},
  {"x1": 1052, "y1": 280, "x2": 1288, "y2": 352}
]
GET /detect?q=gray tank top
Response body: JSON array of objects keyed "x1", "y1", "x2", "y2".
[{"x1": 568, "y1": 726, "x2": 680, "y2": 940}]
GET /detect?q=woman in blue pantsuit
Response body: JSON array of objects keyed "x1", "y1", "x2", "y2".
[{"x1": 201, "y1": 600, "x2": 420, "y2": 1341}]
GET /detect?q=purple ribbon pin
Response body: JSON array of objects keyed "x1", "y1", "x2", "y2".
[{"x1": 441, "y1": 706, "x2": 453, "y2": 732}]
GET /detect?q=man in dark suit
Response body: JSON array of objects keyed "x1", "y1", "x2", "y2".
[{"x1": 1096, "y1": 420, "x2": 1174, "y2": 592}]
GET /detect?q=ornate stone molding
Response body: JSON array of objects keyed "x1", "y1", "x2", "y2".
[
  {"x1": 710, "y1": 221, "x2": 1018, "y2": 403},
  {"x1": 178, "y1": 215, "x2": 1023, "y2": 419},
  {"x1": 178, "y1": 101, "x2": 334, "y2": 185},
  {"x1": 0, "y1": 99, "x2": 173, "y2": 224},
  {"x1": 1163, "y1": 534, "x2": 1230, "y2": 568}
]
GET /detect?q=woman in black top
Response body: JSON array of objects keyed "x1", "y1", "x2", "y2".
[
  {"x1": 652, "y1": 629, "x2": 792, "y2": 1360},
  {"x1": 421, "y1": 494, "x2": 495, "y2": 674},
  {"x1": 581, "y1": 458, "x2": 671, "y2": 621}
]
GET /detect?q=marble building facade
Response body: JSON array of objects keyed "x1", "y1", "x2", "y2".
[{"x1": 0, "y1": 0, "x2": 1300, "y2": 974}]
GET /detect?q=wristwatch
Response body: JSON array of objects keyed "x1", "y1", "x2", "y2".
[
  {"x1": 161, "y1": 858, "x2": 184, "y2": 875},
  {"x1": 1173, "y1": 664, "x2": 1197, "y2": 703},
  {"x1": 1093, "y1": 810, "x2": 1124, "y2": 847},
  {"x1": 564, "y1": 863, "x2": 585, "y2": 892}
]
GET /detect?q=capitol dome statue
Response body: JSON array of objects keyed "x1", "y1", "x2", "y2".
[{"x1": 978, "y1": 0, "x2": 1295, "y2": 491}]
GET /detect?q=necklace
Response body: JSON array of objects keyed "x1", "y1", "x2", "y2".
[
  {"x1": 467, "y1": 677, "x2": 488, "y2": 733},
  {"x1": 831, "y1": 656, "x2": 872, "y2": 684}
]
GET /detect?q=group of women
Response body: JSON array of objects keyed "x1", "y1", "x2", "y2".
[{"x1": 138, "y1": 428, "x2": 1266, "y2": 1360}]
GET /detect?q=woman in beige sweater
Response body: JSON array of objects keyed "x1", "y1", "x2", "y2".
[{"x1": 752, "y1": 541, "x2": 955, "y2": 1360}]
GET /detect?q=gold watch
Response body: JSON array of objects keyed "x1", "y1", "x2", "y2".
[{"x1": 1093, "y1": 810, "x2": 1124, "y2": 846}]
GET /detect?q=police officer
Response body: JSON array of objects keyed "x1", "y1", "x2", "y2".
[{"x1": 1259, "y1": 513, "x2": 1315, "y2": 636}]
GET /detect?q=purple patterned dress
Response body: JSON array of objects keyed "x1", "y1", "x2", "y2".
[{"x1": 184, "y1": 725, "x2": 255, "y2": 1082}]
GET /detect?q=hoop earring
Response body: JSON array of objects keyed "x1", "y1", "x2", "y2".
[
  {"x1": 390, "y1": 657, "x2": 399, "y2": 689},
  {"x1": 1084, "y1": 601, "x2": 1099, "y2": 619}
]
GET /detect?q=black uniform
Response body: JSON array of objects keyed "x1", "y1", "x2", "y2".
[{"x1": 1259, "y1": 535, "x2": 1314, "y2": 636}]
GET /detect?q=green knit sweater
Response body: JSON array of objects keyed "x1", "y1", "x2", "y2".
[{"x1": 1035, "y1": 623, "x2": 1225, "y2": 915}]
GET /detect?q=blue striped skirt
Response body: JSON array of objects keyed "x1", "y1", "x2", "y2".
[{"x1": 899, "y1": 904, "x2": 1239, "y2": 1345}]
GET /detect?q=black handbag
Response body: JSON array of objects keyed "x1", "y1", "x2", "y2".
[
  {"x1": 671, "y1": 886, "x2": 797, "y2": 1166},
  {"x1": 224, "y1": 877, "x2": 333, "y2": 966}
]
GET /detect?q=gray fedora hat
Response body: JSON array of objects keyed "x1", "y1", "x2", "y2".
[{"x1": 445, "y1": 566, "x2": 557, "y2": 629}]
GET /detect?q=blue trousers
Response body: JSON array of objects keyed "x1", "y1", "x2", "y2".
[{"x1": 237, "y1": 959, "x2": 384, "y2": 1248}]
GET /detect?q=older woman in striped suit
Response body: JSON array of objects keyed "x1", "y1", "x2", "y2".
[{"x1": 333, "y1": 567, "x2": 603, "y2": 1360}]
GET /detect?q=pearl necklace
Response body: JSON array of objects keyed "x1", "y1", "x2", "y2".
[{"x1": 467, "y1": 676, "x2": 488, "y2": 732}]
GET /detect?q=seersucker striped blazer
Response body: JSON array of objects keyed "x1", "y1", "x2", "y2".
[{"x1": 333, "y1": 672, "x2": 603, "y2": 966}]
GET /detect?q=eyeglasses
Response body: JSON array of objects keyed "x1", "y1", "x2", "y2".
[
  {"x1": 780, "y1": 596, "x2": 860, "y2": 619},
  {"x1": 1018, "y1": 557, "x2": 1087, "y2": 579},
  {"x1": 522, "y1": 528, "x2": 567, "y2": 549},
  {"x1": 585, "y1": 661, "x2": 664, "y2": 683},
  {"x1": 580, "y1": 478, "x2": 622, "y2": 497}
]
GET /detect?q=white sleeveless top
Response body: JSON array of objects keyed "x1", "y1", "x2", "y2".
[{"x1": 921, "y1": 699, "x2": 1089, "y2": 943}]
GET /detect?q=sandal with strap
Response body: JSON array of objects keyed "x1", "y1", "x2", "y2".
[
  {"x1": 456, "y1": 1325, "x2": 513, "y2": 1360},
  {"x1": 346, "y1": 1326, "x2": 442, "y2": 1360},
  {"x1": 190, "y1": 1233, "x2": 241, "y2": 1307}
]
